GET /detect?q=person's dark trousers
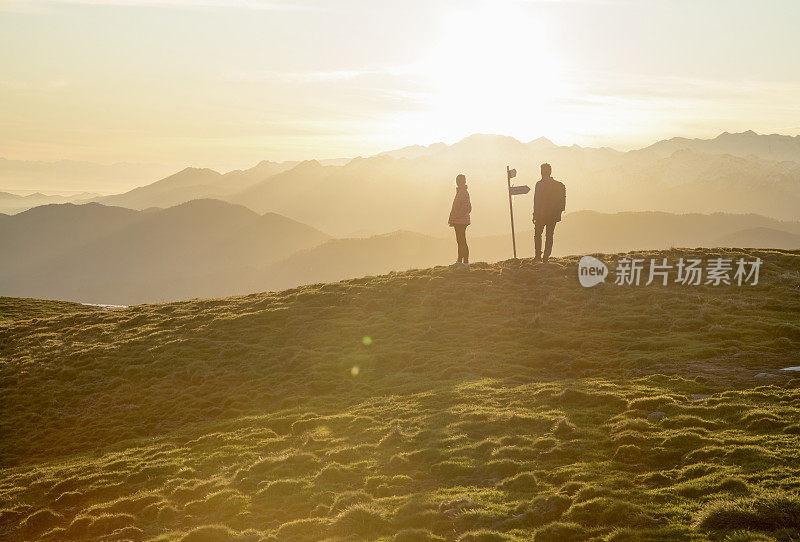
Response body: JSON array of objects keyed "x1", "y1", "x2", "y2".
[
  {"x1": 453, "y1": 224, "x2": 469, "y2": 263},
  {"x1": 534, "y1": 221, "x2": 556, "y2": 260}
]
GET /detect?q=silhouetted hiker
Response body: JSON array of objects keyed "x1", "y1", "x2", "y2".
[
  {"x1": 532, "y1": 163, "x2": 566, "y2": 263},
  {"x1": 448, "y1": 174, "x2": 471, "y2": 269}
]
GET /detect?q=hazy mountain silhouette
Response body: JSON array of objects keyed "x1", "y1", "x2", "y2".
[
  {"x1": 262, "y1": 230, "x2": 452, "y2": 290},
  {"x1": 8, "y1": 131, "x2": 800, "y2": 222},
  {"x1": 223, "y1": 133, "x2": 799, "y2": 235},
  {"x1": 544, "y1": 210, "x2": 800, "y2": 255},
  {"x1": 98, "y1": 160, "x2": 298, "y2": 210},
  {"x1": 20, "y1": 130, "x2": 791, "y2": 236},
  {"x1": 712, "y1": 227, "x2": 800, "y2": 249},
  {"x1": 0, "y1": 190, "x2": 102, "y2": 215},
  {"x1": 260, "y1": 210, "x2": 800, "y2": 290},
  {"x1": 6, "y1": 201, "x2": 794, "y2": 304},
  {"x1": 4, "y1": 197, "x2": 795, "y2": 305},
  {"x1": 642, "y1": 130, "x2": 800, "y2": 162},
  {"x1": 228, "y1": 157, "x2": 444, "y2": 236},
  {"x1": 0, "y1": 202, "x2": 142, "y2": 275},
  {"x1": 377, "y1": 142, "x2": 448, "y2": 159},
  {"x1": 0, "y1": 200, "x2": 328, "y2": 304},
  {"x1": 5, "y1": 131, "x2": 800, "y2": 302}
]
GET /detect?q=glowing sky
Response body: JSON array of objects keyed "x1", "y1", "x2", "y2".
[{"x1": 2, "y1": 0, "x2": 799, "y2": 170}]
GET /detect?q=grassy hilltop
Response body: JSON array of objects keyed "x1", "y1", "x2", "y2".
[
  {"x1": 1, "y1": 248, "x2": 799, "y2": 541},
  {"x1": 0, "y1": 297, "x2": 98, "y2": 323}
]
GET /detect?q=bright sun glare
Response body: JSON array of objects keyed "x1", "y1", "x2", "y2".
[{"x1": 418, "y1": 3, "x2": 564, "y2": 142}]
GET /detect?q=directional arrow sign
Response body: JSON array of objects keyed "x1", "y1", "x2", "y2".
[{"x1": 509, "y1": 184, "x2": 530, "y2": 196}]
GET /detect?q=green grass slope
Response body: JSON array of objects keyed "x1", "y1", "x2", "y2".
[
  {"x1": 0, "y1": 296, "x2": 98, "y2": 323},
  {"x1": 1, "y1": 249, "x2": 799, "y2": 541}
]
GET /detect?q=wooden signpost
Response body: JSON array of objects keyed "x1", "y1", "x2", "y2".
[{"x1": 506, "y1": 165, "x2": 530, "y2": 259}]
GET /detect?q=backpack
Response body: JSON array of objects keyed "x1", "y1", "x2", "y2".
[{"x1": 556, "y1": 181, "x2": 566, "y2": 212}]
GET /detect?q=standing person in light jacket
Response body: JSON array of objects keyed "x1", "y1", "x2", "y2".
[
  {"x1": 532, "y1": 163, "x2": 566, "y2": 263},
  {"x1": 448, "y1": 174, "x2": 471, "y2": 269}
]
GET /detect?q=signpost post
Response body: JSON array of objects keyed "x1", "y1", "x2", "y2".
[
  {"x1": 506, "y1": 166, "x2": 517, "y2": 258},
  {"x1": 505, "y1": 166, "x2": 530, "y2": 259}
]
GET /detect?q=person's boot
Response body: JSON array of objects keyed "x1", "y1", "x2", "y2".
[
  {"x1": 543, "y1": 254, "x2": 550, "y2": 264},
  {"x1": 533, "y1": 253, "x2": 542, "y2": 263}
]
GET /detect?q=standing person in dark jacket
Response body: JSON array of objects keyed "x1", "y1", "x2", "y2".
[
  {"x1": 532, "y1": 163, "x2": 566, "y2": 263},
  {"x1": 448, "y1": 174, "x2": 471, "y2": 269}
]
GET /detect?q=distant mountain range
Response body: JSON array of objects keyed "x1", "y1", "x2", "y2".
[
  {"x1": 3, "y1": 130, "x2": 800, "y2": 303},
  {"x1": 24, "y1": 131, "x2": 789, "y2": 236},
  {"x1": 1, "y1": 200, "x2": 328, "y2": 304},
  {"x1": 262, "y1": 210, "x2": 800, "y2": 291},
  {"x1": 640, "y1": 130, "x2": 800, "y2": 162},
  {"x1": 96, "y1": 161, "x2": 299, "y2": 210},
  {"x1": 711, "y1": 226, "x2": 800, "y2": 249},
  {"x1": 4, "y1": 131, "x2": 800, "y2": 228},
  {"x1": 0, "y1": 190, "x2": 101, "y2": 215},
  {"x1": 2, "y1": 200, "x2": 797, "y2": 304}
]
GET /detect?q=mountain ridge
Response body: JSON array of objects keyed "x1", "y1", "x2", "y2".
[
  {"x1": 6, "y1": 131, "x2": 800, "y2": 223},
  {"x1": 0, "y1": 199, "x2": 330, "y2": 304}
]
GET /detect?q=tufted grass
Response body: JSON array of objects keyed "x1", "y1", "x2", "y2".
[
  {"x1": 0, "y1": 296, "x2": 100, "y2": 322},
  {"x1": 1, "y1": 248, "x2": 799, "y2": 540}
]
